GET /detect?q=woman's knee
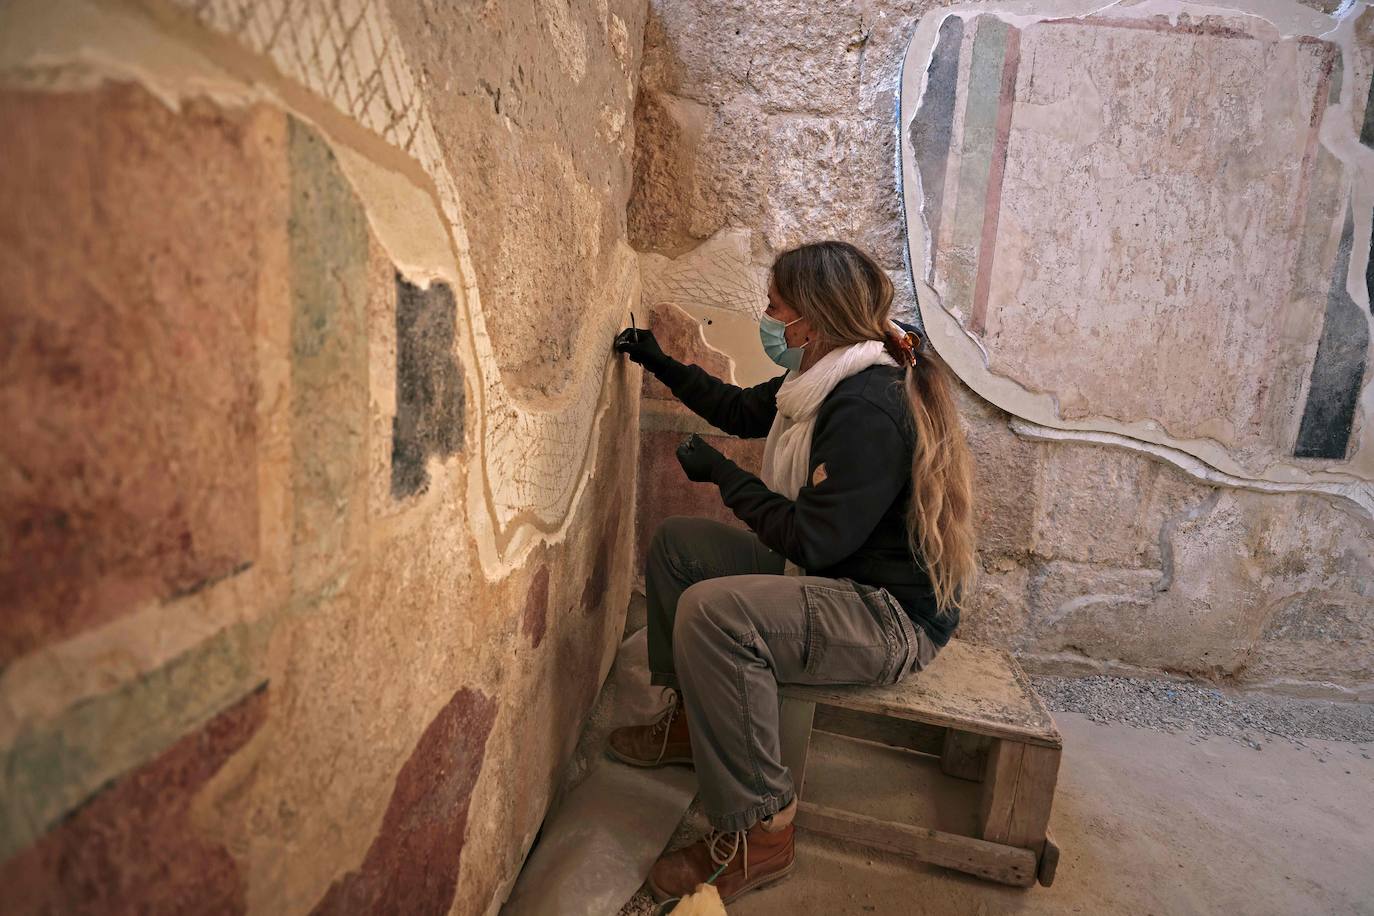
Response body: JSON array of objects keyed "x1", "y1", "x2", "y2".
[
  {"x1": 672, "y1": 579, "x2": 742, "y2": 660},
  {"x1": 645, "y1": 516, "x2": 703, "y2": 560},
  {"x1": 672, "y1": 581, "x2": 716, "y2": 649},
  {"x1": 649, "y1": 515, "x2": 696, "y2": 564}
]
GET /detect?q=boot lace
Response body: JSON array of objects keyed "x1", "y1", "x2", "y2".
[
  {"x1": 648, "y1": 690, "x2": 681, "y2": 763},
  {"x1": 706, "y1": 828, "x2": 747, "y2": 882}
]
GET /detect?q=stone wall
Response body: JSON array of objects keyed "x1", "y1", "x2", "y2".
[
  {"x1": 630, "y1": 0, "x2": 1374, "y2": 699},
  {"x1": 0, "y1": 1, "x2": 645, "y2": 913}
]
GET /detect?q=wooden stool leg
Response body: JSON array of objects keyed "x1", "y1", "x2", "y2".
[
  {"x1": 1037, "y1": 830, "x2": 1060, "y2": 887},
  {"x1": 978, "y1": 740, "x2": 1061, "y2": 852},
  {"x1": 778, "y1": 697, "x2": 816, "y2": 799}
]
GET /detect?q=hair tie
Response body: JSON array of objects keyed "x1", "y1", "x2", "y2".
[{"x1": 883, "y1": 326, "x2": 922, "y2": 367}]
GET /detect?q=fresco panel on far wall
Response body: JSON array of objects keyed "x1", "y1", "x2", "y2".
[{"x1": 899, "y1": 0, "x2": 1374, "y2": 516}]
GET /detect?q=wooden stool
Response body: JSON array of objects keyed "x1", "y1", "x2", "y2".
[{"x1": 778, "y1": 639, "x2": 1062, "y2": 887}]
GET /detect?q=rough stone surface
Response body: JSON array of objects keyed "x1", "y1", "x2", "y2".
[
  {"x1": 390, "y1": 0, "x2": 647, "y2": 398},
  {"x1": 629, "y1": 0, "x2": 1374, "y2": 696},
  {"x1": 628, "y1": 89, "x2": 710, "y2": 253}
]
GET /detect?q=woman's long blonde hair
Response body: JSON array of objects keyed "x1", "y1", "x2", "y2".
[{"x1": 771, "y1": 240, "x2": 975, "y2": 615}]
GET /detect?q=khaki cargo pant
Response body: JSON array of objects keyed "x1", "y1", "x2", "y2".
[{"x1": 646, "y1": 516, "x2": 939, "y2": 832}]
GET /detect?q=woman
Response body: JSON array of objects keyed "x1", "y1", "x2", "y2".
[{"x1": 609, "y1": 240, "x2": 976, "y2": 904}]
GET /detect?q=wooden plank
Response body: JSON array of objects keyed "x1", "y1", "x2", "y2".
[
  {"x1": 797, "y1": 800, "x2": 1037, "y2": 887},
  {"x1": 778, "y1": 697, "x2": 816, "y2": 799},
  {"x1": 978, "y1": 738, "x2": 1024, "y2": 843},
  {"x1": 780, "y1": 640, "x2": 1061, "y2": 748},
  {"x1": 1006, "y1": 744, "x2": 1060, "y2": 848},
  {"x1": 814, "y1": 703, "x2": 946, "y2": 756},
  {"x1": 1037, "y1": 831, "x2": 1060, "y2": 887},
  {"x1": 941, "y1": 729, "x2": 992, "y2": 781},
  {"x1": 979, "y1": 739, "x2": 1060, "y2": 850}
]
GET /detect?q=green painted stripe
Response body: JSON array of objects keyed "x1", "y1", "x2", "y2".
[
  {"x1": 944, "y1": 16, "x2": 1009, "y2": 313},
  {"x1": 0, "y1": 622, "x2": 266, "y2": 861},
  {"x1": 287, "y1": 116, "x2": 370, "y2": 594}
]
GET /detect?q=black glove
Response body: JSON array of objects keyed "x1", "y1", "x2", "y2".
[
  {"x1": 676, "y1": 433, "x2": 726, "y2": 483},
  {"x1": 613, "y1": 327, "x2": 669, "y2": 373}
]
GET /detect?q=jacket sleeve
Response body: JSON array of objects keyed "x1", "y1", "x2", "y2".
[
  {"x1": 709, "y1": 394, "x2": 910, "y2": 569},
  {"x1": 654, "y1": 359, "x2": 785, "y2": 439}
]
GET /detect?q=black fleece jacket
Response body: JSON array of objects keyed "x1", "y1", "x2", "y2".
[{"x1": 654, "y1": 356, "x2": 958, "y2": 647}]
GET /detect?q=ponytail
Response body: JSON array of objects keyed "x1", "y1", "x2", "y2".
[{"x1": 900, "y1": 340, "x2": 975, "y2": 616}]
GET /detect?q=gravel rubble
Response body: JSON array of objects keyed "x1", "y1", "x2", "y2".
[{"x1": 1032, "y1": 674, "x2": 1374, "y2": 750}]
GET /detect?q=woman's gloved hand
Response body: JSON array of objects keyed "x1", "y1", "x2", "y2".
[
  {"x1": 613, "y1": 327, "x2": 669, "y2": 373},
  {"x1": 676, "y1": 433, "x2": 726, "y2": 483}
]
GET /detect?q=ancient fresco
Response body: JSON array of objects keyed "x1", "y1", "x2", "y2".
[
  {"x1": 0, "y1": 0, "x2": 644, "y2": 912},
  {"x1": 901, "y1": 0, "x2": 1374, "y2": 515},
  {"x1": 164, "y1": 0, "x2": 639, "y2": 573}
]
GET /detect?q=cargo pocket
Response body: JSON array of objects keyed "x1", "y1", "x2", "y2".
[{"x1": 800, "y1": 582, "x2": 904, "y2": 686}]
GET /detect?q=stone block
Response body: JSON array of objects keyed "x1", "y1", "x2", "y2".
[
  {"x1": 686, "y1": 101, "x2": 773, "y2": 243},
  {"x1": 1243, "y1": 590, "x2": 1374, "y2": 690},
  {"x1": 957, "y1": 563, "x2": 1031, "y2": 649},
  {"x1": 764, "y1": 115, "x2": 906, "y2": 270},
  {"x1": 642, "y1": 0, "x2": 864, "y2": 114},
  {"x1": 1029, "y1": 439, "x2": 1214, "y2": 569},
  {"x1": 0, "y1": 85, "x2": 273, "y2": 666},
  {"x1": 857, "y1": 0, "x2": 939, "y2": 122},
  {"x1": 958, "y1": 388, "x2": 1039, "y2": 563},
  {"x1": 1020, "y1": 487, "x2": 1374, "y2": 679},
  {"x1": 628, "y1": 90, "x2": 710, "y2": 253},
  {"x1": 1021, "y1": 560, "x2": 1180, "y2": 666}
]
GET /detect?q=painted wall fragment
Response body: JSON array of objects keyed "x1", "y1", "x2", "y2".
[
  {"x1": 310, "y1": 688, "x2": 498, "y2": 916},
  {"x1": 0, "y1": 0, "x2": 646, "y2": 912},
  {"x1": 0, "y1": 84, "x2": 263, "y2": 666},
  {"x1": 392, "y1": 276, "x2": 465, "y2": 499},
  {"x1": 0, "y1": 687, "x2": 267, "y2": 915},
  {"x1": 901, "y1": 0, "x2": 1374, "y2": 513}
]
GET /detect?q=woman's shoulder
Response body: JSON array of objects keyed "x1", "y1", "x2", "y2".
[{"x1": 824, "y1": 366, "x2": 910, "y2": 428}]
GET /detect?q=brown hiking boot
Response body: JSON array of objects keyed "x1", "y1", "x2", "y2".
[
  {"x1": 647, "y1": 802, "x2": 797, "y2": 904},
  {"x1": 606, "y1": 690, "x2": 694, "y2": 768}
]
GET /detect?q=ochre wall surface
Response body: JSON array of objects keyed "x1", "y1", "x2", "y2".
[
  {"x1": 0, "y1": 1, "x2": 646, "y2": 913},
  {"x1": 630, "y1": 0, "x2": 1374, "y2": 698}
]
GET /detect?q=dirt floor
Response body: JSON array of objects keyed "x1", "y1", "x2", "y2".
[{"x1": 620, "y1": 709, "x2": 1374, "y2": 916}]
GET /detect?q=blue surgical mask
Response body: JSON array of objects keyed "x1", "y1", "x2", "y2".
[{"x1": 760, "y1": 313, "x2": 806, "y2": 372}]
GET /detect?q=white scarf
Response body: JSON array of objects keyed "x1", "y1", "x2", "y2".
[{"x1": 761, "y1": 339, "x2": 898, "y2": 573}]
